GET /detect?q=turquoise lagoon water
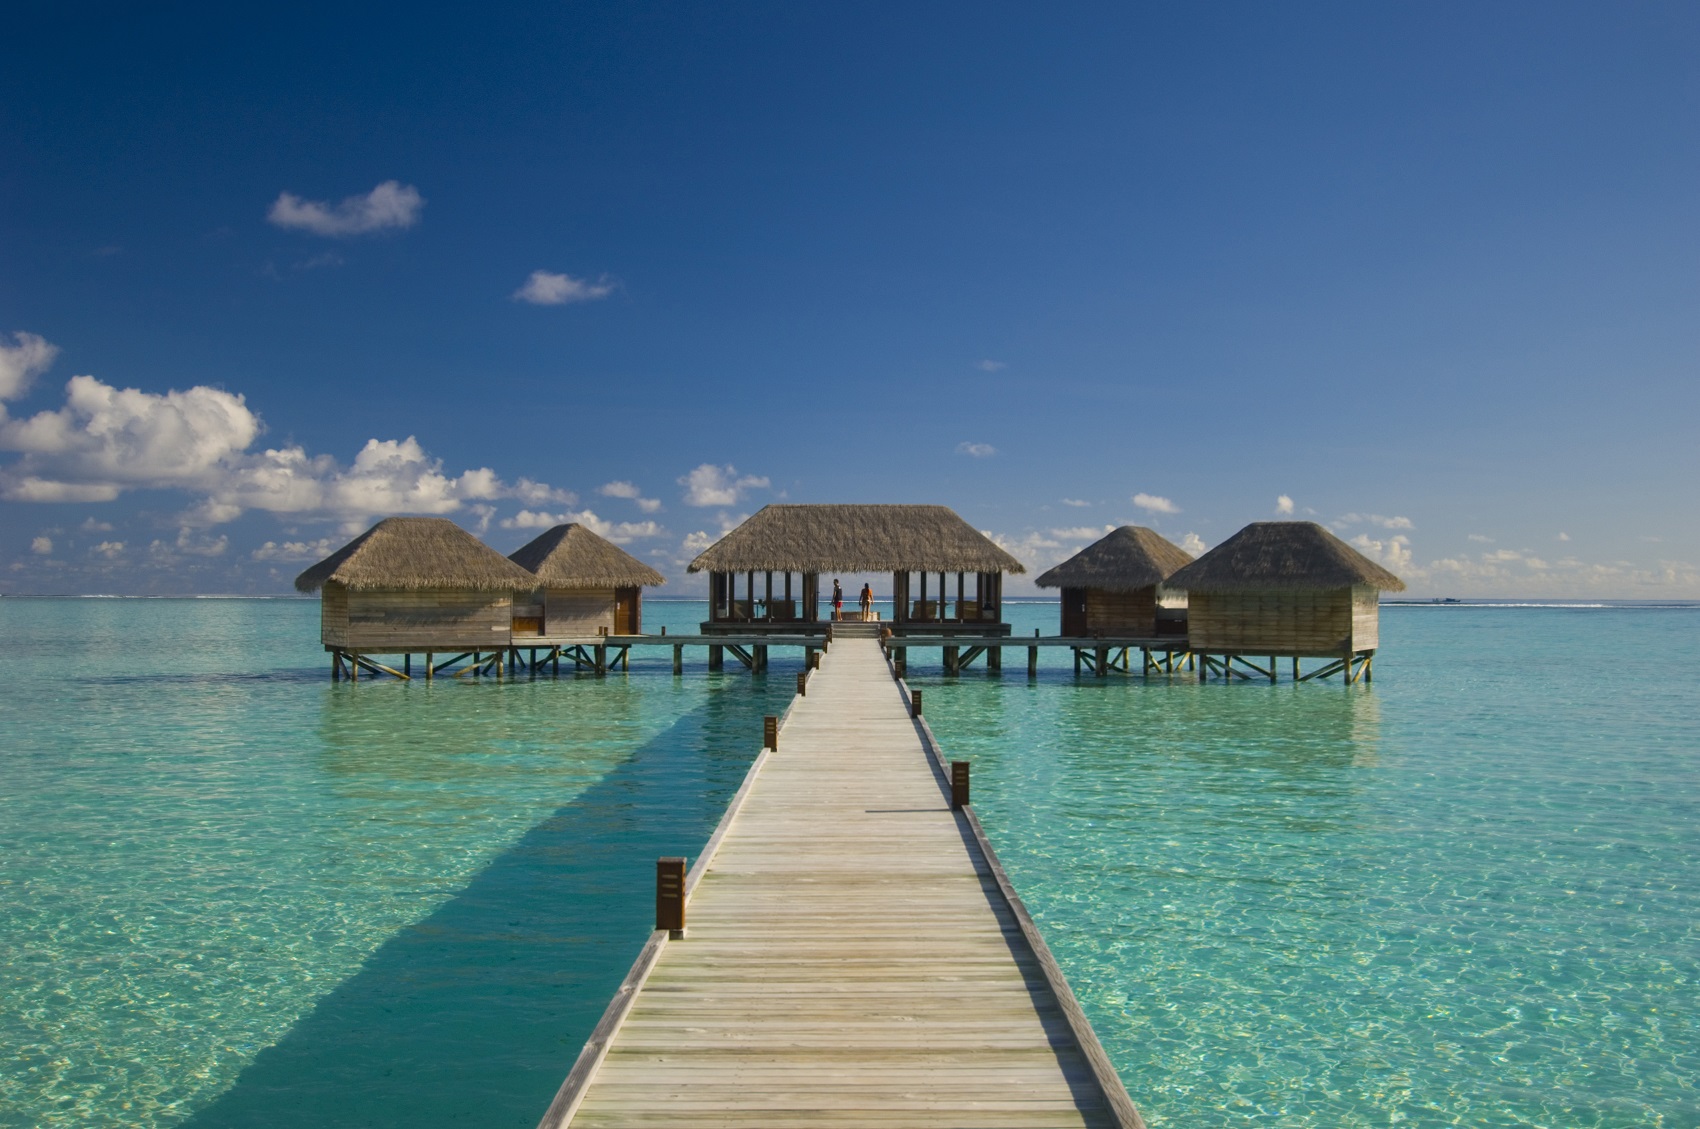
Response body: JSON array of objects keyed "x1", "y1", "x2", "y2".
[{"x1": 1, "y1": 598, "x2": 1696, "y2": 1127}]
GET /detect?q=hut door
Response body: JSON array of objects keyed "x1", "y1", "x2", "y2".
[
  {"x1": 614, "y1": 587, "x2": 641, "y2": 635},
  {"x1": 1061, "y1": 588, "x2": 1088, "y2": 636}
]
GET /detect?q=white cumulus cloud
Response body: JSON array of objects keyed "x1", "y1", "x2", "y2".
[
  {"x1": 513, "y1": 270, "x2": 615, "y2": 305},
  {"x1": 679, "y1": 464, "x2": 769, "y2": 507},
  {"x1": 30, "y1": 536, "x2": 52, "y2": 555},
  {"x1": 1051, "y1": 526, "x2": 1114, "y2": 541},
  {"x1": 956, "y1": 442, "x2": 997, "y2": 458},
  {"x1": 267, "y1": 180, "x2": 424, "y2": 237},
  {"x1": 1132, "y1": 492, "x2": 1179, "y2": 515},
  {"x1": 1179, "y1": 532, "x2": 1208, "y2": 556},
  {"x1": 0, "y1": 331, "x2": 60, "y2": 402},
  {"x1": 1275, "y1": 495, "x2": 1295, "y2": 516},
  {"x1": 252, "y1": 538, "x2": 338, "y2": 562},
  {"x1": 1350, "y1": 533, "x2": 1414, "y2": 573}
]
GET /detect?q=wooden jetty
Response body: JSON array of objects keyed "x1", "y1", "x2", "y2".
[{"x1": 537, "y1": 625, "x2": 1143, "y2": 1129}]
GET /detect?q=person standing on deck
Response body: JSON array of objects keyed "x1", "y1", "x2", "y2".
[
  {"x1": 859, "y1": 582, "x2": 874, "y2": 621},
  {"x1": 831, "y1": 579, "x2": 843, "y2": 621}
]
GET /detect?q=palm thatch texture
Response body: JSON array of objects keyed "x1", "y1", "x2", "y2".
[
  {"x1": 294, "y1": 516, "x2": 538, "y2": 592},
  {"x1": 687, "y1": 504, "x2": 1027, "y2": 574},
  {"x1": 1034, "y1": 526, "x2": 1194, "y2": 592},
  {"x1": 1164, "y1": 522, "x2": 1406, "y2": 592},
  {"x1": 509, "y1": 523, "x2": 666, "y2": 588}
]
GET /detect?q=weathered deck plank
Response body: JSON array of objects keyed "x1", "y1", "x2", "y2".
[{"x1": 542, "y1": 636, "x2": 1140, "y2": 1128}]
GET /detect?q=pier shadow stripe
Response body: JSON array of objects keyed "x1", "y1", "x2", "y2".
[{"x1": 180, "y1": 675, "x2": 795, "y2": 1129}]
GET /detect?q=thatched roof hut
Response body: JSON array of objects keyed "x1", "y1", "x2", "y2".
[
  {"x1": 295, "y1": 517, "x2": 538, "y2": 592},
  {"x1": 1166, "y1": 522, "x2": 1405, "y2": 659},
  {"x1": 508, "y1": 523, "x2": 664, "y2": 637},
  {"x1": 1034, "y1": 526, "x2": 1192, "y2": 593},
  {"x1": 295, "y1": 517, "x2": 538, "y2": 654},
  {"x1": 1163, "y1": 522, "x2": 1406, "y2": 594},
  {"x1": 687, "y1": 504, "x2": 1024, "y2": 575},
  {"x1": 1035, "y1": 526, "x2": 1193, "y2": 637},
  {"x1": 509, "y1": 523, "x2": 665, "y2": 588}
]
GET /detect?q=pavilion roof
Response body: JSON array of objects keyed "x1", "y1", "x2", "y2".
[{"x1": 687, "y1": 504, "x2": 1026, "y2": 574}]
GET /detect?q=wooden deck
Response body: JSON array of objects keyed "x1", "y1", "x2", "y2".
[{"x1": 538, "y1": 634, "x2": 1142, "y2": 1128}]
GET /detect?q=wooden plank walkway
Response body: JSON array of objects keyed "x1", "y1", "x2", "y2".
[{"x1": 538, "y1": 634, "x2": 1143, "y2": 1129}]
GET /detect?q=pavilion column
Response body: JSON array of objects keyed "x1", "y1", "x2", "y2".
[
  {"x1": 746, "y1": 570, "x2": 754, "y2": 621},
  {"x1": 919, "y1": 571, "x2": 928, "y2": 621},
  {"x1": 765, "y1": 570, "x2": 773, "y2": 621},
  {"x1": 957, "y1": 573, "x2": 965, "y2": 621}
]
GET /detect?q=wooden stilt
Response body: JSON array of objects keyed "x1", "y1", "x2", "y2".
[
  {"x1": 1027, "y1": 646, "x2": 1038, "y2": 677},
  {"x1": 673, "y1": 644, "x2": 683, "y2": 675},
  {"x1": 708, "y1": 644, "x2": 723, "y2": 671}
]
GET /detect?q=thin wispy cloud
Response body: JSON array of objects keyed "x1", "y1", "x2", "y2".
[
  {"x1": 975, "y1": 359, "x2": 1006, "y2": 372},
  {"x1": 1338, "y1": 513, "x2": 1414, "y2": 530},
  {"x1": 1060, "y1": 498, "x2": 1091, "y2": 508},
  {"x1": 1132, "y1": 492, "x2": 1179, "y2": 515},
  {"x1": 956, "y1": 441, "x2": 996, "y2": 458},
  {"x1": 513, "y1": 270, "x2": 615, "y2": 305},
  {"x1": 598, "y1": 480, "x2": 662, "y2": 512},
  {"x1": 267, "y1": 180, "x2": 424, "y2": 237}
]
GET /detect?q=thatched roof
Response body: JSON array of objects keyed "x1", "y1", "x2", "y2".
[
  {"x1": 1034, "y1": 526, "x2": 1193, "y2": 592},
  {"x1": 1164, "y1": 522, "x2": 1407, "y2": 592},
  {"x1": 687, "y1": 504, "x2": 1026, "y2": 574},
  {"x1": 509, "y1": 523, "x2": 665, "y2": 588},
  {"x1": 294, "y1": 517, "x2": 539, "y2": 592}
]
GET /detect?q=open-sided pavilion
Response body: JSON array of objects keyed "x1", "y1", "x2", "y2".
[{"x1": 687, "y1": 504, "x2": 1026, "y2": 640}]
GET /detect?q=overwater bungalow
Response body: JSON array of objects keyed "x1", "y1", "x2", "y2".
[
  {"x1": 687, "y1": 503, "x2": 1025, "y2": 637},
  {"x1": 1034, "y1": 525, "x2": 1193, "y2": 638},
  {"x1": 508, "y1": 522, "x2": 666, "y2": 638},
  {"x1": 295, "y1": 517, "x2": 539, "y2": 677},
  {"x1": 1163, "y1": 521, "x2": 1406, "y2": 682}
]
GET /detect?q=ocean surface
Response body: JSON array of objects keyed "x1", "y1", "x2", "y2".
[{"x1": 1, "y1": 598, "x2": 1695, "y2": 1127}]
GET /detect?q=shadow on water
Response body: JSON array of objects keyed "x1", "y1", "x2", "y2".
[{"x1": 181, "y1": 678, "x2": 782, "y2": 1129}]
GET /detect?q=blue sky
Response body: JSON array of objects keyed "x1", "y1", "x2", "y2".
[{"x1": 2, "y1": 2, "x2": 1695, "y2": 596}]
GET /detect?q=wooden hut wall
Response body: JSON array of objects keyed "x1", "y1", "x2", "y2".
[
  {"x1": 545, "y1": 588, "x2": 618, "y2": 636},
  {"x1": 1187, "y1": 587, "x2": 1365, "y2": 654},
  {"x1": 1083, "y1": 587, "x2": 1159, "y2": 635},
  {"x1": 1350, "y1": 584, "x2": 1380, "y2": 651},
  {"x1": 328, "y1": 585, "x2": 515, "y2": 650}
]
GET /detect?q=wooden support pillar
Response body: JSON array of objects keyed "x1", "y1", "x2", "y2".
[
  {"x1": 919, "y1": 571, "x2": 927, "y2": 620},
  {"x1": 765, "y1": 571, "x2": 773, "y2": 620},
  {"x1": 350, "y1": 652, "x2": 359, "y2": 682},
  {"x1": 673, "y1": 644, "x2": 683, "y2": 674},
  {"x1": 594, "y1": 643, "x2": 607, "y2": 676},
  {"x1": 950, "y1": 761, "x2": 970, "y2": 810},
  {"x1": 331, "y1": 652, "x2": 342, "y2": 681},
  {"x1": 1028, "y1": 646, "x2": 1038, "y2": 677},
  {"x1": 425, "y1": 651, "x2": 433, "y2": 681},
  {"x1": 1363, "y1": 654, "x2": 1373, "y2": 683},
  {"x1": 1095, "y1": 646, "x2": 1108, "y2": 677},
  {"x1": 708, "y1": 644, "x2": 724, "y2": 671},
  {"x1": 1073, "y1": 648, "x2": 1082, "y2": 676},
  {"x1": 763, "y1": 715, "x2": 779, "y2": 751},
  {"x1": 656, "y1": 857, "x2": 686, "y2": 938},
  {"x1": 1269, "y1": 656, "x2": 1277, "y2": 684},
  {"x1": 1199, "y1": 653, "x2": 1208, "y2": 683},
  {"x1": 944, "y1": 645, "x2": 959, "y2": 676},
  {"x1": 987, "y1": 645, "x2": 1001, "y2": 673},
  {"x1": 956, "y1": 572, "x2": 964, "y2": 620},
  {"x1": 754, "y1": 644, "x2": 768, "y2": 673},
  {"x1": 1292, "y1": 656, "x2": 1300, "y2": 681}
]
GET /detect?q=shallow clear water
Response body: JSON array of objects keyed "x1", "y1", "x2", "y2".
[
  {"x1": 0, "y1": 598, "x2": 796, "y2": 1129},
  {"x1": 916, "y1": 604, "x2": 1700, "y2": 1127},
  {"x1": 2, "y1": 599, "x2": 1696, "y2": 1127}
]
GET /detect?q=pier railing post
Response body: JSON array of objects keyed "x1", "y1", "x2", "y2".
[
  {"x1": 951, "y1": 761, "x2": 970, "y2": 810},
  {"x1": 655, "y1": 856, "x2": 686, "y2": 938},
  {"x1": 796, "y1": 671, "x2": 807, "y2": 697},
  {"x1": 763, "y1": 715, "x2": 779, "y2": 751},
  {"x1": 911, "y1": 689, "x2": 922, "y2": 718}
]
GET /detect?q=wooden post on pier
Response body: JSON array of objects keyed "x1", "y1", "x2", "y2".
[
  {"x1": 911, "y1": 689, "x2": 922, "y2": 717},
  {"x1": 950, "y1": 761, "x2": 970, "y2": 810},
  {"x1": 763, "y1": 715, "x2": 779, "y2": 751},
  {"x1": 796, "y1": 671, "x2": 807, "y2": 696},
  {"x1": 655, "y1": 856, "x2": 686, "y2": 939}
]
